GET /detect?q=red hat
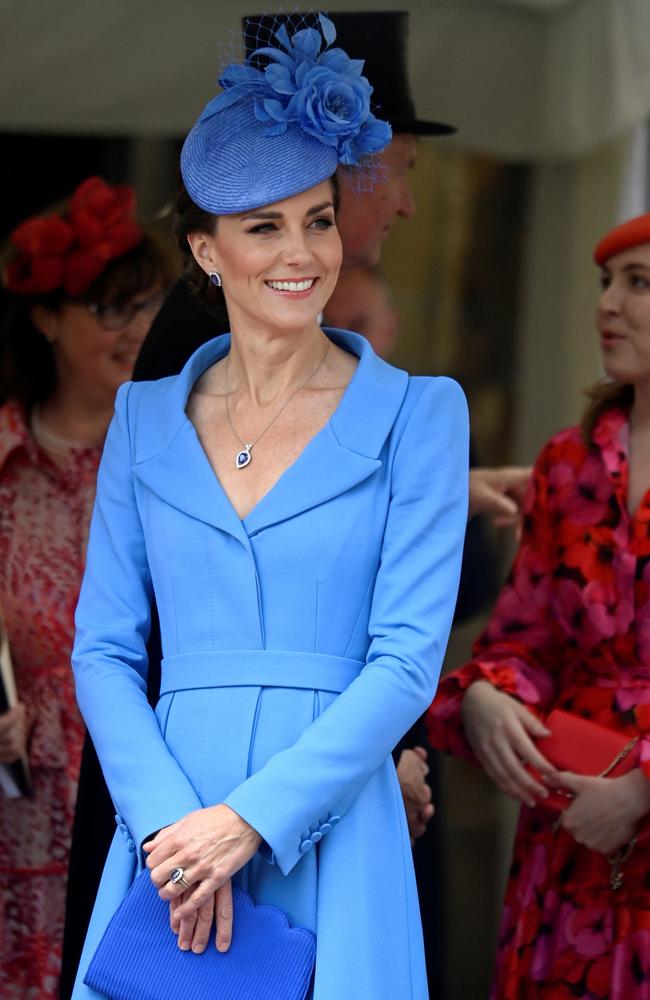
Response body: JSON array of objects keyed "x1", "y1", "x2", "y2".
[
  {"x1": 3, "y1": 177, "x2": 142, "y2": 297},
  {"x1": 594, "y1": 212, "x2": 650, "y2": 266}
]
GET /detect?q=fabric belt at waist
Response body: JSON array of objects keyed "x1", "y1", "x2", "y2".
[{"x1": 159, "y1": 650, "x2": 365, "y2": 696}]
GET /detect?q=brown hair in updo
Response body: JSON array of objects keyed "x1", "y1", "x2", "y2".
[{"x1": 174, "y1": 183, "x2": 221, "y2": 306}]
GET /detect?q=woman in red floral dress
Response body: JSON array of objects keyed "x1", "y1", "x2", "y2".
[
  {"x1": 427, "y1": 213, "x2": 650, "y2": 999},
  {"x1": 0, "y1": 178, "x2": 168, "y2": 998}
]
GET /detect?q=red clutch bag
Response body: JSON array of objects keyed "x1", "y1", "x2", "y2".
[{"x1": 531, "y1": 709, "x2": 640, "y2": 812}]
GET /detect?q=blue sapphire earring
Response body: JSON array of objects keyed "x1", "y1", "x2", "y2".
[{"x1": 209, "y1": 271, "x2": 222, "y2": 287}]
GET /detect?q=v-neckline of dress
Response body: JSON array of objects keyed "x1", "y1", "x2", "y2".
[{"x1": 182, "y1": 331, "x2": 363, "y2": 527}]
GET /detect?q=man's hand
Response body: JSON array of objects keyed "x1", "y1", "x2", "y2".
[
  {"x1": 397, "y1": 746, "x2": 434, "y2": 841},
  {"x1": 469, "y1": 467, "x2": 532, "y2": 530}
]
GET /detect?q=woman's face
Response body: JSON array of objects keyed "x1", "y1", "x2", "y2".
[
  {"x1": 33, "y1": 285, "x2": 164, "y2": 404},
  {"x1": 192, "y1": 180, "x2": 342, "y2": 337},
  {"x1": 597, "y1": 244, "x2": 650, "y2": 386}
]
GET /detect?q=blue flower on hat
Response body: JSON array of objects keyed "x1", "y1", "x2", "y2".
[{"x1": 214, "y1": 14, "x2": 391, "y2": 166}]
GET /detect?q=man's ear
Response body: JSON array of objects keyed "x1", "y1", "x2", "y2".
[
  {"x1": 186, "y1": 231, "x2": 220, "y2": 276},
  {"x1": 29, "y1": 304, "x2": 59, "y2": 343}
]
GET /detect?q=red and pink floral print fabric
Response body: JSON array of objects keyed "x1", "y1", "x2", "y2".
[
  {"x1": 428, "y1": 405, "x2": 650, "y2": 999},
  {"x1": 0, "y1": 400, "x2": 100, "y2": 998}
]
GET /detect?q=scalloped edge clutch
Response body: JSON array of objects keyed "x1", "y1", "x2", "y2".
[{"x1": 84, "y1": 870, "x2": 316, "y2": 1000}]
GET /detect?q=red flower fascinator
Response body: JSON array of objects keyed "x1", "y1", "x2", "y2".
[
  {"x1": 4, "y1": 177, "x2": 143, "y2": 297},
  {"x1": 594, "y1": 212, "x2": 650, "y2": 267}
]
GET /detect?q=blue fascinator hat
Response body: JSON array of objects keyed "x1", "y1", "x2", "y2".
[{"x1": 181, "y1": 13, "x2": 392, "y2": 215}]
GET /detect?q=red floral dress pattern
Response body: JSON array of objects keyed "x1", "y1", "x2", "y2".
[
  {"x1": 0, "y1": 401, "x2": 100, "y2": 999},
  {"x1": 427, "y1": 406, "x2": 650, "y2": 999}
]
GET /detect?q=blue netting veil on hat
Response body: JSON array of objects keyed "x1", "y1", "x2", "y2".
[{"x1": 180, "y1": 12, "x2": 392, "y2": 215}]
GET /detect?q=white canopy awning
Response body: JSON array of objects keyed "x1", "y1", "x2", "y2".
[{"x1": 2, "y1": 0, "x2": 650, "y2": 160}]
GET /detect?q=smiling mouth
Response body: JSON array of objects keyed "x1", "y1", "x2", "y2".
[
  {"x1": 266, "y1": 278, "x2": 317, "y2": 292},
  {"x1": 600, "y1": 330, "x2": 625, "y2": 341}
]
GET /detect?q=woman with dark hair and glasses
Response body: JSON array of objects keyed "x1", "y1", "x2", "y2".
[{"x1": 0, "y1": 177, "x2": 170, "y2": 999}]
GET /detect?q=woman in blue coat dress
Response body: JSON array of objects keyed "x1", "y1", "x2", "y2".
[{"x1": 71, "y1": 15, "x2": 469, "y2": 999}]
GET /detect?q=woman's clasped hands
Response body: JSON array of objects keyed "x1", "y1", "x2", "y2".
[
  {"x1": 143, "y1": 803, "x2": 262, "y2": 955},
  {"x1": 461, "y1": 681, "x2": 650, "y2": 854}
]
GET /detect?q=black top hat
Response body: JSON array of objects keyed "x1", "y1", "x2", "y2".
[{"x1": 242, "y1": 10, "x2": 456, "y2": 137}]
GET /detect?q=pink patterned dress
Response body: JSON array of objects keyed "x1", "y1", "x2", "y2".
[
  {"x1": 0, "y1": 400, "x2": 100, "y2": 998},
  {"x1": 427, "y1": 406, "x2": 650, "y2": 999}
]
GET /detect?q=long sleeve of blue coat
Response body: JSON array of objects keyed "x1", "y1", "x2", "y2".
[
  {"x1": 73, "y1": 383, "x2": 203, "y2": 850},
  {"x1": 225, "y1": 377, "x2": 469, "y2": 874}
]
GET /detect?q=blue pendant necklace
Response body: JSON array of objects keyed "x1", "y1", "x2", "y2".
[{"x1": 224, "y1": 343, "x2": 329, "y2": 470}]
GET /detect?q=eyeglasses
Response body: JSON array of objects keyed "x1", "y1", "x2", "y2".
[{"x1": 87, "y1": 291, "x2": 165, "y2": 332}]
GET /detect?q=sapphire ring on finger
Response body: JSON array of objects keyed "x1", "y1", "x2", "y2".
[{"x1": 168, "y1": 867, "x2": 192, "y2": 890}]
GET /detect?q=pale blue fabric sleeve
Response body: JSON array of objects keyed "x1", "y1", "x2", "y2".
[
  {"x1": 72, "y1": 383, "x2": 203, "y2": 851},
  {"x1": 225, "y1": 376, "x2": 469, "y2": 874}
]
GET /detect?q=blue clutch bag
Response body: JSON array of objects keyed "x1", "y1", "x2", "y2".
[{"x1": 84, "y1": 870, "x2": 316, "y2": 1000}]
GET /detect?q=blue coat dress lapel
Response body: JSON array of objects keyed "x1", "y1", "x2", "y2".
[
  {"x1": 131, "y1": 335, "x2": 249, "y2": 546},
  {"x1": 130, "y1": 329, "x2": 409, "y2": 539}
]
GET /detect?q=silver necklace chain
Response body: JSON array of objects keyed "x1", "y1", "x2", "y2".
[{"x1": 224, "y1": 342, "x2": 330, "y2": 470}]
